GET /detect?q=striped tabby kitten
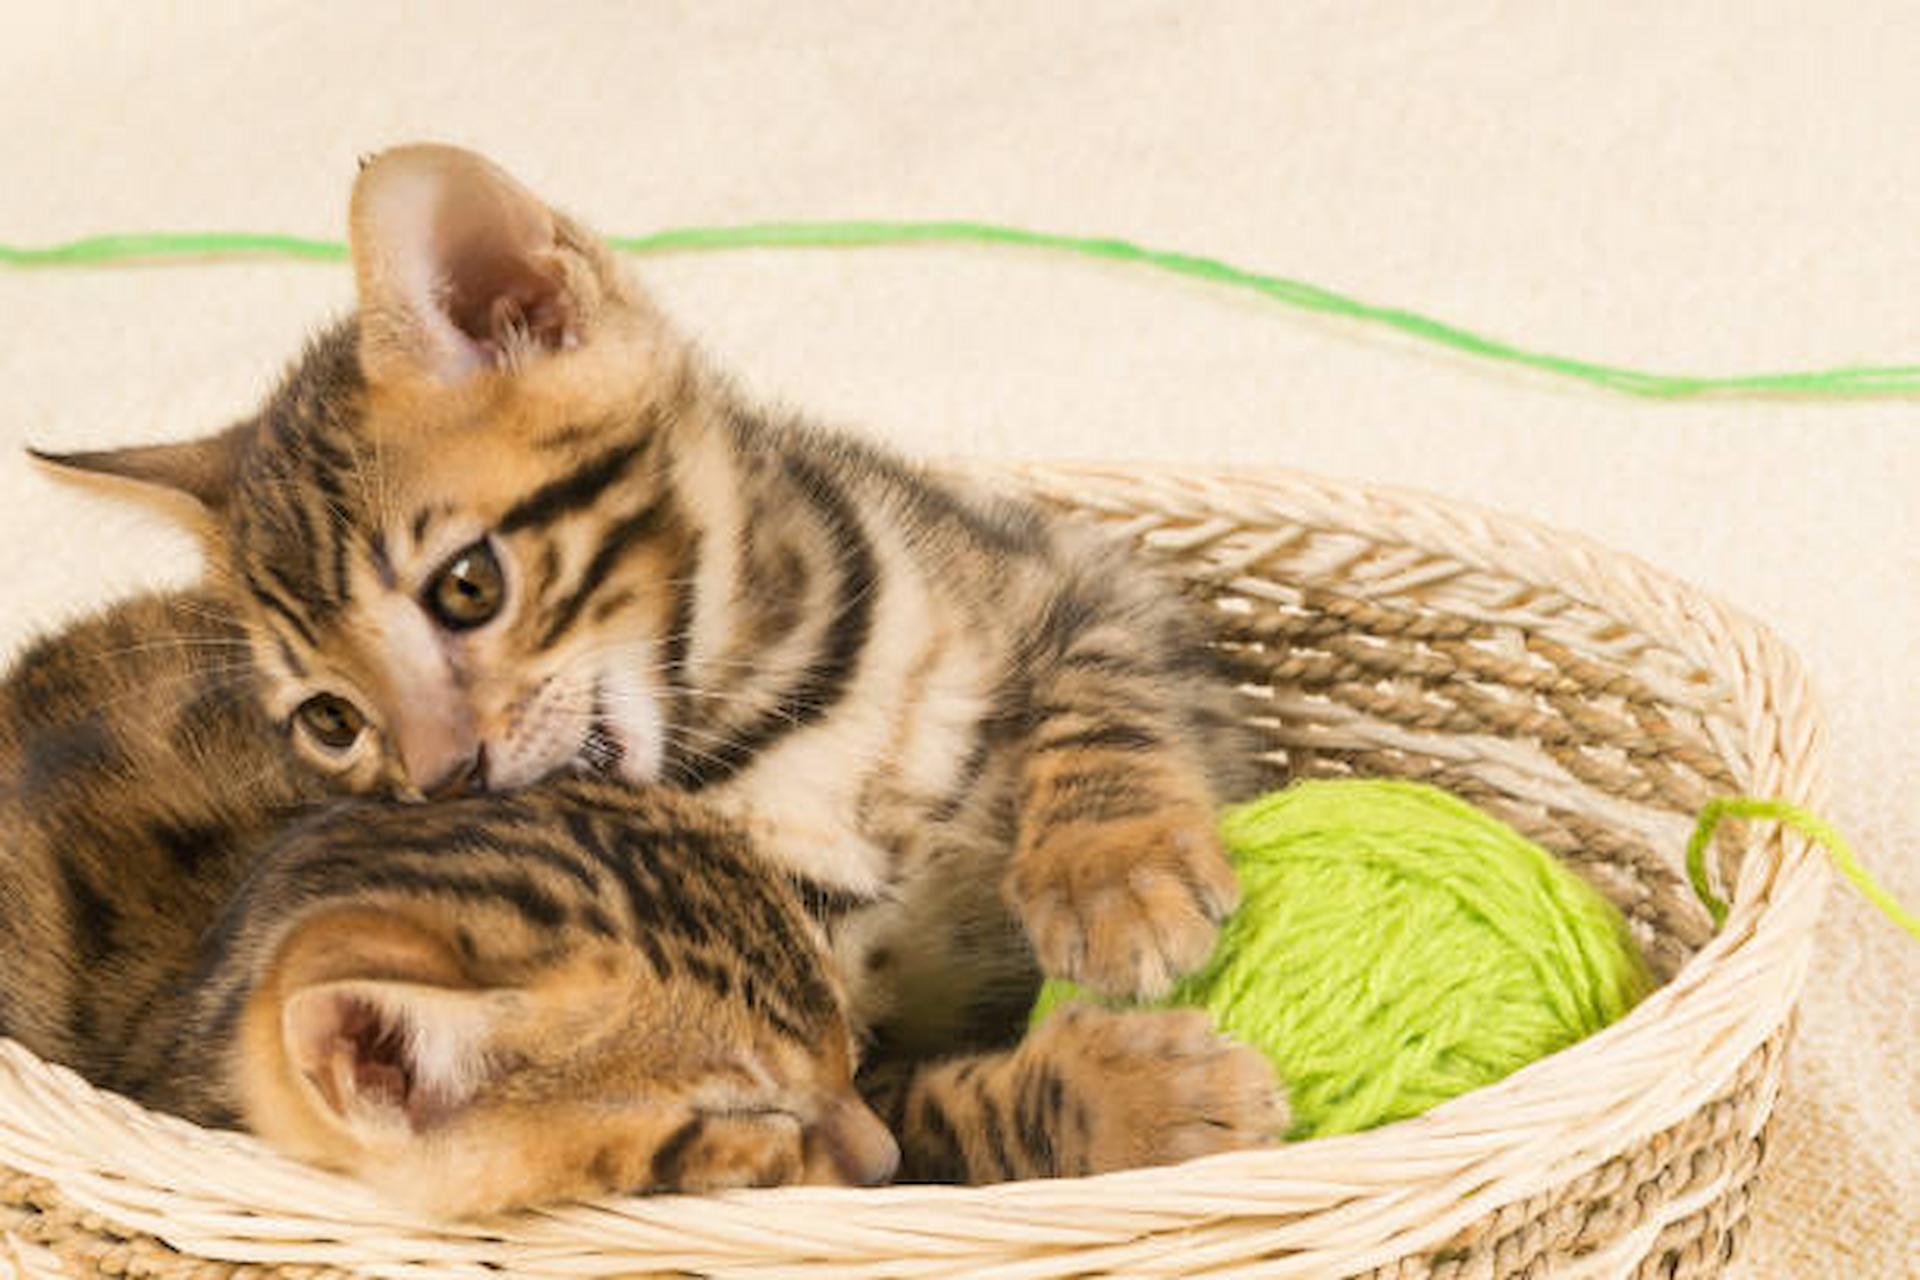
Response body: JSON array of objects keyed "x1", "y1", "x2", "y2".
[
  {"x1": 0, "y1": 593, "x2": 897, "y2": 1215},
  {"x1": 39, "y1": 144, "x2": 1284, "y2": 1178}
]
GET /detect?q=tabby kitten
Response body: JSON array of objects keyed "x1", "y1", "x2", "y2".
[
  {"x1": 40, "y1": 144, "x2": 1284, "y2": 1178},
  {"x1": 0, "y1": 594, "x2": 897, "y2": 1215}
]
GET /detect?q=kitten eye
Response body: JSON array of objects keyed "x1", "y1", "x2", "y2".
[
  {"x1": 426, "y1": 538, "x2": 505, "y2": 630},
  {"x1": 293, "y1": 694, "x2": 367, "y2": 753}
]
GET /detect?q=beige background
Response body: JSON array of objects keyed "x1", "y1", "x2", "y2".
[{"x1": 0, "y1": 2, "x2": 1914, "y2": 1273}]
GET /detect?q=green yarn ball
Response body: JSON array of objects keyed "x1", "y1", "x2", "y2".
[{"x1": 1032, "y1": 779, "x2": 1653, "y2": 1139}]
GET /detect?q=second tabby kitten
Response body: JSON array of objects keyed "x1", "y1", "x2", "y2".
[{"x1": 0, "y1": 593, "x2": 896, "y2": 1215}]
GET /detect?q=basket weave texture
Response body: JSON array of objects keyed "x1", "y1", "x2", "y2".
[{"x1": 0, "y1": 462, "x2": 1830, "y2": 1279}]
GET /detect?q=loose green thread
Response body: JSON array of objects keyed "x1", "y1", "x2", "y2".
[
  {"x1": 0, "y1": 231, "x2": 347, "y2": 265},
  {"x1": 1687, "y1": 796, "x2": 1920, "y2": 940},
  {"x1": 8, "y1": 220, "x2": 1920, "y2": 399}
]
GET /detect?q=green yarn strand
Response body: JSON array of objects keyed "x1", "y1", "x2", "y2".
[
  {"x1": 1686, "y1": 795, "x2": 1920, "y2": 940},
  {"x1": 0, "y1": 231, "x2": 346, "y2": 265},
  {"x1": 9, "y1": 220, "x2": 1920, "y2": 399}
]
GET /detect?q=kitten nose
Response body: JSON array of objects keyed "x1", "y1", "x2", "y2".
[
  {"x1": 394, "y1": 712, "x2": 483, "y2": 799},
  {"x1": 805, "y1": 1093, "x2": 900, "y2": 1187},
  {"x1": 422, "y1": 746, "x2": 489, "y2": 800}
]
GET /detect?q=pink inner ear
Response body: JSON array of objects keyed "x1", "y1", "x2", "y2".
[
  {"x1": 299, "y1": 989, "x2": 471, "y2": 1132},
  {"x1": 441, "y1": 240, "x2": 575, "y2": 360},
  {"x1": 336, "y1": 995, "x2": 414, "y2": 1112},
  {"x1": 425, "y1": 168, "x2": 577, "y2": 365}
]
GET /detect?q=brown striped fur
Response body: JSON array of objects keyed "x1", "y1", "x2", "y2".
[
  {"x1": 0, "y1": 591, "x2": 319, "y2": 1091},
  {"x1": 0, "y1": 596, "x2": 894, "y2": 1215},
  {"x1": 214, "y1": 775, "x2": 895, "y2": 1214},
  {"x1": 37, "y1": 145, "x2": 1283, "y2": 1180},
  {"x1": 875, "y1": 1004, "x2": 1285, "y2": 1183}
]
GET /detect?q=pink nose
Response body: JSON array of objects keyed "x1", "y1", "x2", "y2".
[
  {"x1": 393, "y1": 714, "x2": 485, "y2": 798},
  {"x1": 805, "y1": 1094, "x2": 900, "y2": 1187}
]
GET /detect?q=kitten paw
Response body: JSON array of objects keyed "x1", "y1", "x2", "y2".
[
  {"x1": 653, "y1": 1111, "x2": 806, "y2": 1193},
  {"x1": 1010, "y1": 811, "x2": 1239, "y2": 998},
  {"x1": 1027, "y1": 1005, "x2": 1284, "y2": 1173}
]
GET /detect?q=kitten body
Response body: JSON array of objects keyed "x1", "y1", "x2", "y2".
[
  {"x1": 0, "y1": 594, "x2": 894, "y2": 1215},
  {"x1": 40, "y1": 145, "x2": 1282, "y2": 1176}
]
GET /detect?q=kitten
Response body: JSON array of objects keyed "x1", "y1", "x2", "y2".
[
  {"x1": 37, "y1": 144, "x2": 1284, "y2": 1177},
  {"x1": 0, "y1": 593, "x2": 897, "y2": 1216}
]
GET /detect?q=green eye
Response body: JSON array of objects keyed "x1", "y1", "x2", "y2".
[
  {"x1": 294, "y1": 693, "x2": 367, "y2": 752},
  {"x1": 426, "y1": 539, "x2": 506, "y2": 630}
]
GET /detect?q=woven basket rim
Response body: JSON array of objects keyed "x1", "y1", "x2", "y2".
[{"x1": 0, "y1": 458, "x2": 1831, "y2": 1278}]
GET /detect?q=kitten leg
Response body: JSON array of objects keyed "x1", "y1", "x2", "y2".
[
  {"x1": 1009, "y1": 619, "x2": 1240, "y2": 997},
  {"x1": 636, "y1": 1110, "x2": 808, "y2": 1193},
  {"x1": 876, "y1": 1005, "x2": 1284, "y2": 1183}
]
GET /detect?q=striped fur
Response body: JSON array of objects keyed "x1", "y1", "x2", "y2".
[
  {"x1": 0, "y1": 591, "x2": 319, "y2": 1088},
  {"x1": 0, "y1": 595, "x2": 895, "y2": 1215},
  {"x1": 871, "y1": 1004, "x2": 1285, "y2": 1183},
  {"x1": 37, "y1": 145, "x2": 1283, "y2": 1180}
]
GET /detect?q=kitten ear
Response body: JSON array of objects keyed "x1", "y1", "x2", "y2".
[
  {"x1": 349, "y1": 144, "x2": 613, "y2": 387},
  {"x1": 28, "y1": 422, "x2": 251, "y2": 523},
  {"x1": 282, "y1": 979, "x2": 513, "y2": 1136}
]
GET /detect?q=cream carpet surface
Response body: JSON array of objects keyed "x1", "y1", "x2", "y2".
[{"x1": 1, "y1": 3, "x2": 1914, "y2": 1273}]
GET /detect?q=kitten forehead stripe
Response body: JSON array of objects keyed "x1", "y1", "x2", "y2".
[
  {"x1": 498, "y1": 434, "x2": 649, "y2": 535},
  {"x1": 270, "y1": 635, "x2": 308, "y2": 680},
  {"x1": 367, "y1": 531, "x2": 398, "y2": 589},
  {"x1": 330, "y1": 515, "x2": 353, "y2": 609},
  {"x1": 243, "y1": 576, "x2": 320, "y2": 650},
  {"x1": 284, "y1": 860, "x2": 572, "y2": 930}
]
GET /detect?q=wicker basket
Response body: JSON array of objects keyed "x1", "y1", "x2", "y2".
[{"x1": 0, "y1": 461, "x2": 1829, "y2": 1280}]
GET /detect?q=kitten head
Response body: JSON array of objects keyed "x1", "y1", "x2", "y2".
[
  {"x1": 234, "y1": 798, "x2": 898, "y2": 1216},
  {"x1": 36, "y1": 145, "x2": 703, "y2": 797}
]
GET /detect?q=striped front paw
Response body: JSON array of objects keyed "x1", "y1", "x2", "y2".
[
  {"x1": 1008, "y1": 802, "x2": 1238, "y2": 998},
  {"x1": 1029, "y1": 1004, "x2": 1284, "y2": 1174},
  {"x1": 644, "y1": 1111, "x2": 806, "y2": 1193}
]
